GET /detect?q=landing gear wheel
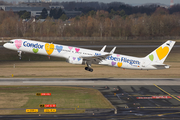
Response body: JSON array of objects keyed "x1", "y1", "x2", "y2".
[
  {"x1": 85, "y1": 67, "x2": 93, "y2": 72},
  {"x1": 90, "y1": 69, "x2": 93, "y2": 72},
  {"x1": 85, "y1": 67, "x2": 89, "y2": 71}
]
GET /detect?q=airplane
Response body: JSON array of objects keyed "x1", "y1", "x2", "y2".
[{"x1": 3, "y1": 39, "x2": 175, "y2": 72}]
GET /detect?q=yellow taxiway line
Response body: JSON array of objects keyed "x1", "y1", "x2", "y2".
[{"x1": 153, "y1": 84, "x2": 180, "y2": 102}]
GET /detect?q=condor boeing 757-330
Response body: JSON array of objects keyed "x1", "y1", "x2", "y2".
[{"x1": 3, "y1": 39, "x2": 175, "y2": 72}]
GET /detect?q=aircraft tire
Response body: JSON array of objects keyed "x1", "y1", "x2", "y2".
[
  {"x1": 85, "y1": 67, "x2": 89, "y2": 71},
  {"x1": 85, "y1": 67, "x2": 93, "y2": 72},
  {"x1": 89, "y1": 69, "x2": 93, "y2": 72}
]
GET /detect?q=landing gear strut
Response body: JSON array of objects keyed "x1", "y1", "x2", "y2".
[
  {"x1": 18, "y1": 51, "x2": 22, "y2": 59},
  {"x1": 85, "y1": 64, "x2": 93, "y2": 72}
]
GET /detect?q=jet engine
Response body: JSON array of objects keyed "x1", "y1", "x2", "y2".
[{"x1": 66, "y1": 56, "x2": 85, "y2": 65}]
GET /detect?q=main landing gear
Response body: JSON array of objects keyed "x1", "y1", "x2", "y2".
[
  {"x1": 85, "y1": 64, "x2": 93, "y2": 72},
  {"x1": 85, "y1": 67, "x2": 93, "y2": 72}
]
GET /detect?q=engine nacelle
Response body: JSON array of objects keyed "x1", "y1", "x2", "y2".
[{"x1": 66, "y1": 56, "x2": 85, "y2": 65}]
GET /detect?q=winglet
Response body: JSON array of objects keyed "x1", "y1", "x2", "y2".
[
  {"x1": 110, "y1": 47, "x2": 116, "y2": 54},
  {"x1": 100, "y1": 45, "x2": 106, "y2": 52}
]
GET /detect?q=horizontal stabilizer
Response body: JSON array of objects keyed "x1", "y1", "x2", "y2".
[{"x1": 152, "y1": 64, "x2": 170, "y2": 69}]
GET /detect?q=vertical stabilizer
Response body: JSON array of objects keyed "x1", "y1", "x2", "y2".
[{"x1": 145, "y1": 40, "x2": 176, "y2": 64}]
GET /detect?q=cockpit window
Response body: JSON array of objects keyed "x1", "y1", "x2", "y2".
[{"x1": 7, "y1": 41, "x2": 14, "y2": 44}]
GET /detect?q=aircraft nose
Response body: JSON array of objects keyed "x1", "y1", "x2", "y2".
[{"x1": 3, "y1": 43, "x2": 7, "y2": 48}]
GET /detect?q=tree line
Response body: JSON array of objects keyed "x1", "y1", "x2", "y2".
[
  {"x1": 16, "y1": 2, "x2": 180, "y2": 20},
  {"x1": 61, "y1": 2, "x2": 180, "y2": 15},
  {"x1": 0, "y1": 6, "x2": 180, "y2": 38}
]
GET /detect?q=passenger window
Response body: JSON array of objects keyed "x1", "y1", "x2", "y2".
[{"x1": 8, "y1": 41, "x2": 14, "y2": 44}]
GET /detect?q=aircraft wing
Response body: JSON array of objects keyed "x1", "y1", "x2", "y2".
[{"x1": 80, "y1": 54, "x2": 111, "y2": 64}]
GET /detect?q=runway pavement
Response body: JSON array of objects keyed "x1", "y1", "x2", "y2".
[{"x1": 0, "y1": 78, "x2": 180, "y2": 85}]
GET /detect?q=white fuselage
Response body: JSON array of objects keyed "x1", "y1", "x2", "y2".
[{"x1": 4, "y1": 39, "x2": 172, "y2": 70}]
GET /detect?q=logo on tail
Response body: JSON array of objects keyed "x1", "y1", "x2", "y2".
[{"x1": 145, "y1": 40, "x2": 176, "y2": 64}]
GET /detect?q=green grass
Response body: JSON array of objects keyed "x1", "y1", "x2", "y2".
[{"x1": 0, "y1": 86, "x2": 113, "y2": 115}]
